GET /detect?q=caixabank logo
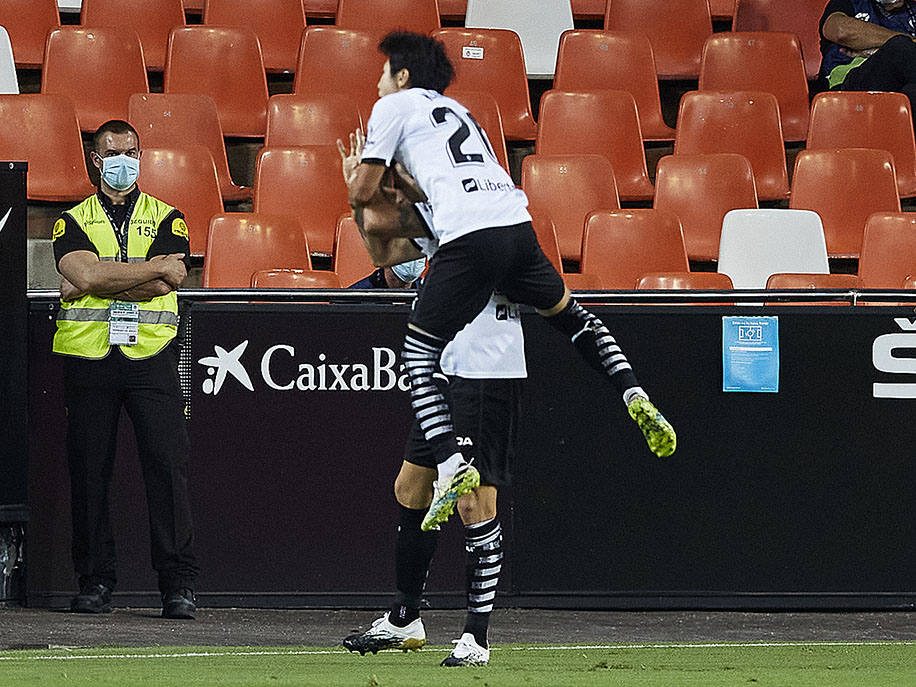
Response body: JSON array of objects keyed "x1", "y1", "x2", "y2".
[
  {"x1": 198, "y1": 341, "x2": 410, "y2": 396},
  {"x1": 873, "y1": 318, "x2": 916, "y2": 398}
]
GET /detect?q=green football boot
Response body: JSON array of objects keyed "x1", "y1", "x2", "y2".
[
  {"x1": 421, "y1": 461, "x2": 480, "y2": 532},
  {"x1": 627, "y1": 396, "x2": 677, "y2": 458}
]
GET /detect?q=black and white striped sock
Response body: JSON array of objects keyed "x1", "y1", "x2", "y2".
[
  {"x1": 546, "y1": 299, "x2": 642, "y2": 400},
  {"x1": 463, "y1": 518, "x2": 503, "y2": 648},
  {"x1": 402, "y1": 326, "x2": 456, "y2": 463}
]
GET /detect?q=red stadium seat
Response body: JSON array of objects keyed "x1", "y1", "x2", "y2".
[
  {"x1": 528, "y1": 208, "x2": 604, "y2": 289},
  {"x1": 164, "y1": 26, "x2": 269, "y2": 137},
  {"x1": 699, "y1": 32, "x2": 809, "y2": 141},
  {"x1": 253, "y1": 146, "x2": 350, "y2": 256},
  {"x1": 251, "y1": 269, "x2": 341, "y2": 288},
  {"x1": 42, "y1": 27, "x2": 149, "y2": 132},
  {"x1": 732, "y1": 0, "x2": 824, "y2": 80},
  {"x1": 522, "y1": 154, "x2": 620, "y2": 262},
  {"x1": 302, "y1": 0, "x2": 336, "y2": 16},
  {"x1": 202, "y1": 0, "x2": 306, "y2": 73},
  {"x1": 637, "y1": 271, "x2": 735, "y2": 304},
  {"x1": 336, "y1": 0, "x2": 440, "y2": 43},
  {"x1": 859, "y1": 213, "x2": 916, "y2": 289},
  {"x1": 81, "y1": 0, "x2": 185, "y2": 72},
  {"x1": 129, "y1": 93, "x2": 251, "y2": 202},
  {"x1": 265, "y1": 93, "x2": 363, "y2": 148},
  {"x1": 554, "y1": 30, "x2": 675, "y2": 141},
  {"x1": 674, "y1": 90, "x2": 789, "y2": 201},
  {"x1": 0, "y1": 0, "x2": 60, "y2": 68},
  {"x1": 571, "y1": 0, "x2": 606, "y2": 19},
  {"x1": 293, "y1": 27, "x2": 383, "y2": 124},
  {"x1": 653, "y1": 153, "x2": 758, "y2": 262},
  {"x1": 766, "y1": 273, "x2": 860, "y2": 289},
  {"x1": 440, "y1": 0, "x2": 468, "y2": 20},
  {"x1": 528, "y1": 208, "x2": 563, "y2": 273},
  {"x1": 789, "y1": 149, "x2": 901, "y2": 259},
  {"x1": 637, "y1": 272, "x2": 735, "y2": 290},
  {"x1": 806, "y1": 91, "x2": 916, "y2": 199},
  {"x1": 333, "y1": 215, "x2": 376, "y2": 287},
  {"x1": 765, "y1": 273, "x2": 861, "y2": 306},
  {"x1": 581, "y1": 210, "x2": 689, "y2": 289},
  {"x1": 709, "y1": 0, "x2": 737, "y2": 20},
  {"x1": 139, "y1": 146, "x2": 225, "y2": 257},
  {"x1": 0, "y1": 94, "x2": 95, "y2": 202},
  {"x1": 604, "y1": 0, "x2": 712, "y2": 79},
  {"x1": 537, "y1": 89, "x2": 654, "y2": 202},
  {"x1": 203, "y1": 213, "x2": 312, "y2": 287}
]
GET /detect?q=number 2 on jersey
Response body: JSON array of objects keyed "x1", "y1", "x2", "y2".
[{"x1": 431, "y1": 106, "x2": 497, "y2": 167}]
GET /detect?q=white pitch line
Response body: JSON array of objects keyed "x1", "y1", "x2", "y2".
[
  {"x1": 509, "y1": 642, "x2": 916, "y2": 651},
  {"x1": 0, "y1": 642, "x2": 913, "y2": 662}
]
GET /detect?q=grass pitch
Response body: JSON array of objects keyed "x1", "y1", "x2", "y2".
[{"x1": 1, "y1": 642, "x2": 913, "y2": 686}]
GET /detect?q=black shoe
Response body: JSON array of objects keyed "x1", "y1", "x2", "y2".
[
  {"x1": 162, "y1": 588, "x2": 196, "y2": 619},
  {"x1": 70, "y1": 583, "x2": 113, "y2": 614}
]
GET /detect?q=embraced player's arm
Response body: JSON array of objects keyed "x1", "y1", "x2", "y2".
[
  {"x1": 54, "y1": 214, "x2": 187, "y2": 302},
  {"x1": 362, "y1": 234, "x2": 425, "y2": 268}
]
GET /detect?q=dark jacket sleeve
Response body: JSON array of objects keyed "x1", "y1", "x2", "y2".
[
  {"x1": 51, "y1": 214, "x2": 97, "y2": 270},
  {"x1": 147, "y1": 209, "x2": 192, "y2": 270}
]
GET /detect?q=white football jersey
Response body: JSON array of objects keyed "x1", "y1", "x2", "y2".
[
  {"x1": 441, "y1": 294, "x2": 527, "y2": 379},
  {"x1": 410, "y1": 226, "x2": 526, "y2": 379},
  {"x1": 361, "y1": 88, "x2": 531, "y2": 246}
]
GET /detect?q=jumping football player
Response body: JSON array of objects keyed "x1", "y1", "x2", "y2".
[{"x1": 342, "y1": 30, "x2": 677, "y2": 534}]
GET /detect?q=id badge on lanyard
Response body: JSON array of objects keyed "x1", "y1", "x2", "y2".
[
  {"x1": 103, "y1": 195, "x2": 140, "y2": 345},
  {"x1": 109, "y1": 301, "x2": 139, "y2": 345}
]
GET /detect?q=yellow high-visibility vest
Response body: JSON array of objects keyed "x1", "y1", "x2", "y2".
[{"x1": 52, "y1": 192, "x2": 181, "y2": 360}]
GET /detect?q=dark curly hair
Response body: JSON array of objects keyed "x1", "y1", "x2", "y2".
[{"x1": 379, "y1": 31, "x2": 455, "y2": 94}]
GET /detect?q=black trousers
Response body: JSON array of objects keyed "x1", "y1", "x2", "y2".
[
  {"x1": 835, "y1": 34, "x2": 916, "y2": 118},
  {"x1": 63, "y1": 342, "x2": 198, "y2": 595}
]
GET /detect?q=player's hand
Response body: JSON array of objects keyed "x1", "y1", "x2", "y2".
[
  {"x1": 156, "y1": 253, "x2": 188, "y2": 289},
  {"x1": 337, "y1": 129, "x2": 365, "y2": 185}
]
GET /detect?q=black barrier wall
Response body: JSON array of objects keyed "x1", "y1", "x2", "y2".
[
  {"x1": 1, "y1": 163, "x2": 28, "y2": 604},
  {"x1": 1, "y1": 163, "x2": 28, "y2": 508},
  {"x1": 26, "y1": 300, "x2": 916, "y2": 608}
]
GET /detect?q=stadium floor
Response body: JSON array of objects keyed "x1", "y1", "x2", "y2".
[{"x1": 2, "y1": 608, "x2": 915, "y2": 650}]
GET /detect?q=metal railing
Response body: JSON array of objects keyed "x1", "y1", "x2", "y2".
[{"x1": 26, "y1": 288, "x2": 916, "y2": 306}]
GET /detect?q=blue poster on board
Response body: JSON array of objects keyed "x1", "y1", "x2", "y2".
[{"x1": 722, "y1": 316, "x2": 779, "y2": 393}]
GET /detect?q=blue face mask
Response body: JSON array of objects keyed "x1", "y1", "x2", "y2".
[
  {"x1": 391, "y1": 257, "x2": 426, "y2": 284},
  {"x1": 100, "y1": 154, "x2": 140, "y2": 191}
]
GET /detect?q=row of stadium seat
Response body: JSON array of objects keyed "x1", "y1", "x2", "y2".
[
  {"x1": 4, "y1": 24, "x2": 907, "y2": 203},
  {"x1": 1, "y1": 24, "x2": 820, "y2": 139},
  {"x1": 199, "y1": 208, "x2": 916, "y2": 295},
  {"x1": 5, "y1": 0, "x2": 815, "y2": 77},
  {"x1": 523, "y1": 151, "x2": 908, "y2": 267},
  {"x1": 3, "y1": 86, "x2": 914, "y2": 257},
  {"x1": 0, "y1": 81, "x2": 916, "y2": 260}
]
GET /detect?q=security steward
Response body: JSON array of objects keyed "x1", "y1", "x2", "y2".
[{"x1": 52, "y1": 120, "x2": 199, "y2": 619}]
